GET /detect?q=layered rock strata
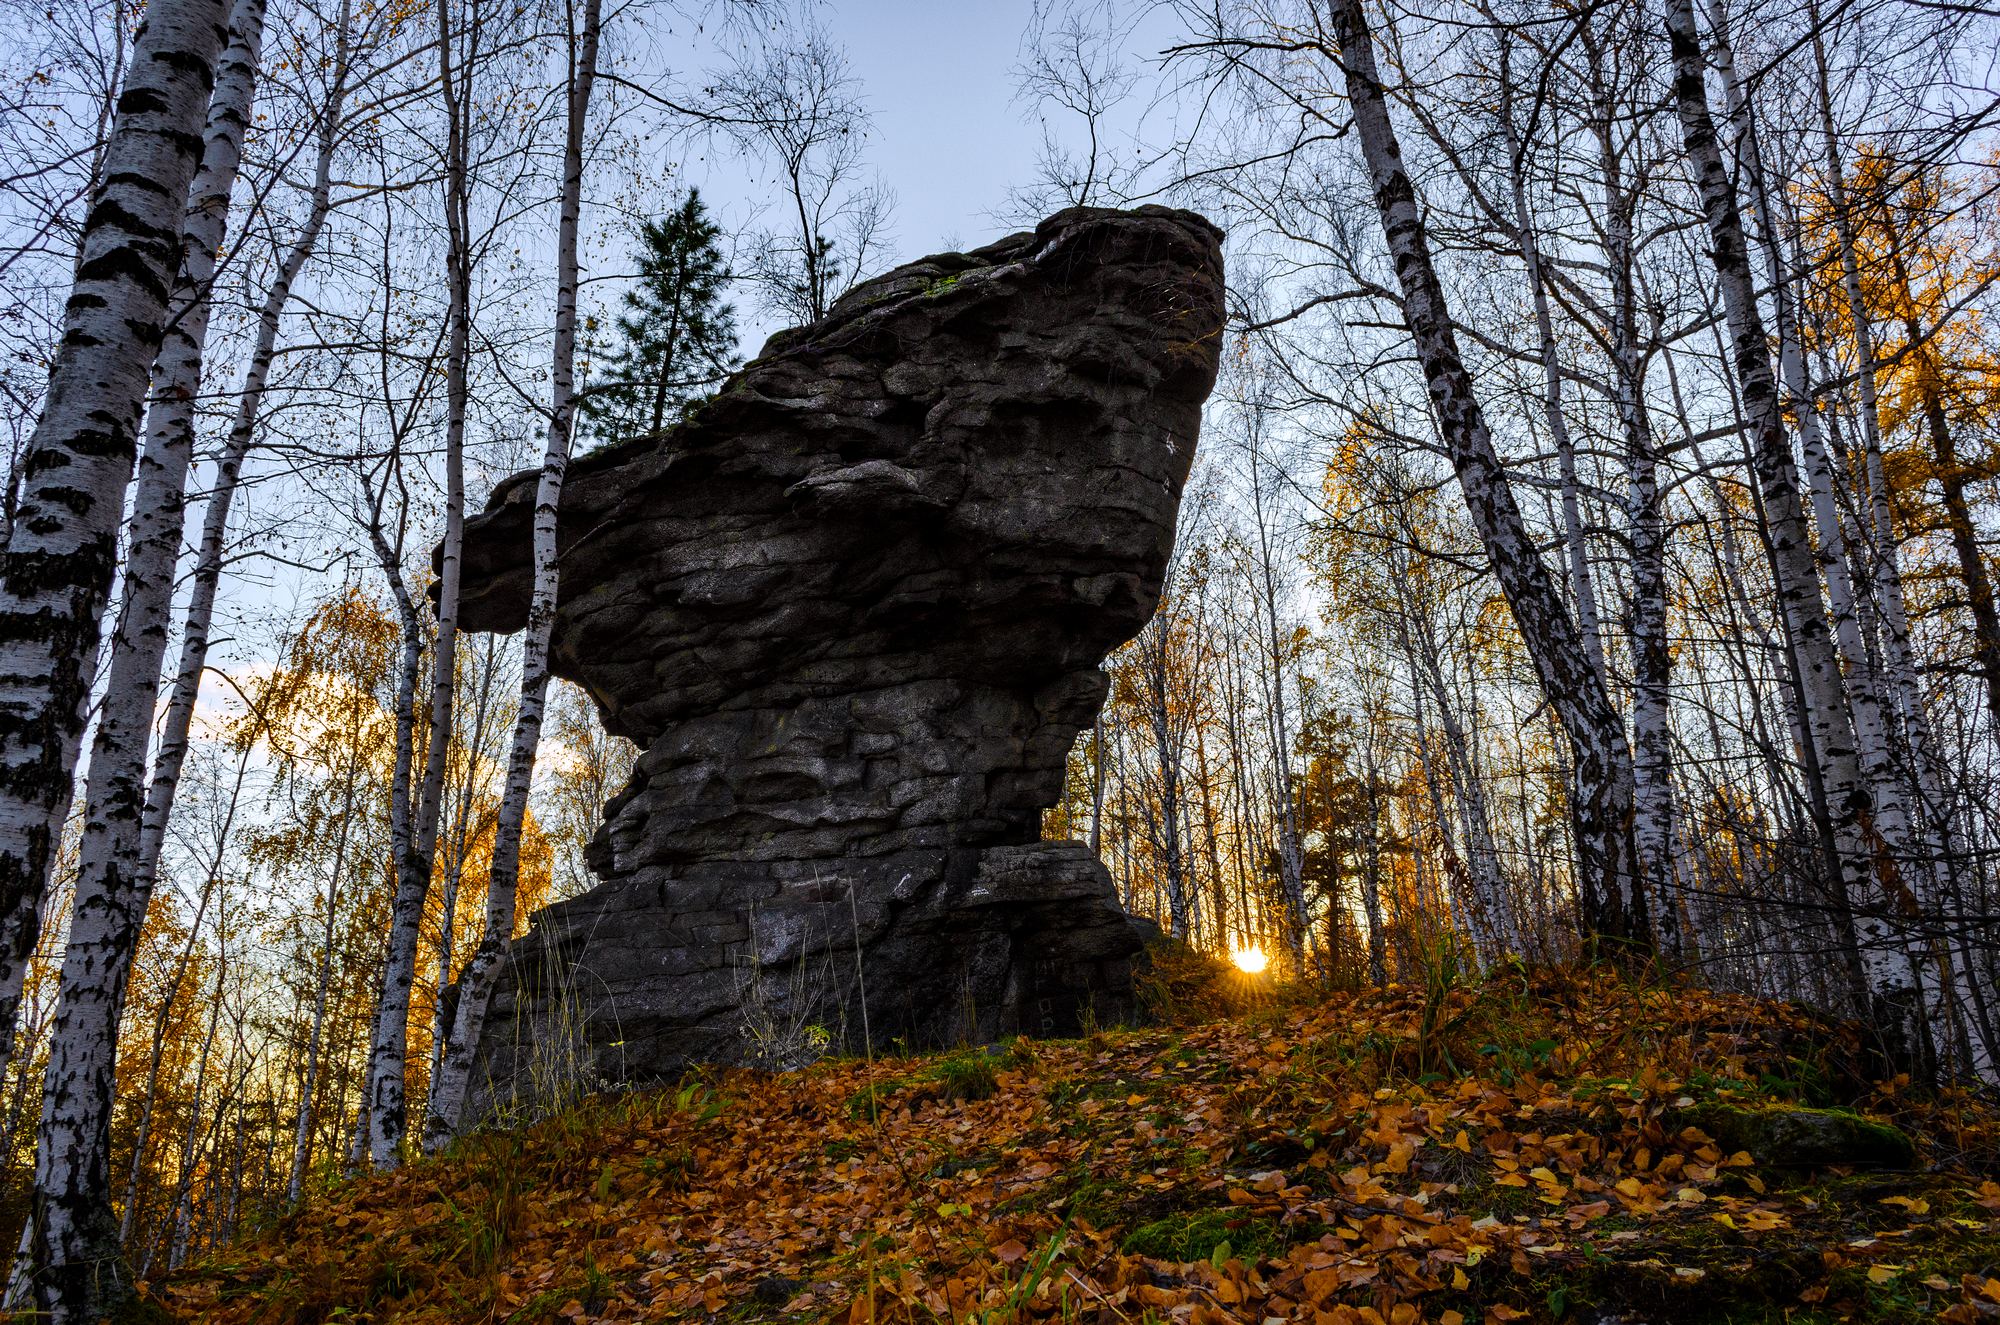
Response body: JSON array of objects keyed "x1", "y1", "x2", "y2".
[{"x1": 457, "y1": 205, "x2": 1224, "y2": 1105}]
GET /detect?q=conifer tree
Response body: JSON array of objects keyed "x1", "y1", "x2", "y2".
[{"x1": 584, "y1": 189, "x2": 738, "y2": 445}]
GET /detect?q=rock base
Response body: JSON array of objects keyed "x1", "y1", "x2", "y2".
[{"x1": 466, "y1": 841, "x2": 1143, "y2": 1115}]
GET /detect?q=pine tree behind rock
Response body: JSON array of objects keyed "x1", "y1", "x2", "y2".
[{"x1": 583, "y1": 189, "x2": 738, "y2": 447}]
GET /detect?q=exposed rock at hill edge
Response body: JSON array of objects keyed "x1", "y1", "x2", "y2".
[{"x1": 455, "y1": 205, "x2": 1223, "y2": 1107}]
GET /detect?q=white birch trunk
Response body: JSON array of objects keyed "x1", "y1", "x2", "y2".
[
  {"x1": 1804, "y1": 23, "x2": 1943, "y2": 823},
  {"x1": 133, "y1": 0, "x2": 355, "y2": 901},
  {"x1": 0, "y1": 697, "x2": 93, "y2": 1095},
  {"x1": 1718, "y1": 5, "x2": 1957, "y2": 1059},
  {"x1": 1500, "y1": 31, "x2": 1677, "y2": 953},
  {"x1": 0, "y1": 0, "x2": 232, "y2": 1103},
  {"x1": 421, "y1": 636, "x2": 498, "y2": 1120},
  {"x1": 1571, "y1": 42, "x2": 1684, "y2": 958},
  {"x1": 1329, "y1": 0, "x2": 1650, "y2": 949},
  {"x1": 1663, "y1": 0, "x2": 1925, "y2": 1062},
  {"x1": 424, "y1": 0, "x2": 602, "y2": 1136},
  {"x1": 352, "y1": 510, "x2": 419, "y2": 1169},
  {"x1": 1802, "y1": 15, "x2": 1992, "y2": 1082},
  {"x1": 28, "y1": 1, "x2": 265, "y2": 1311},
  {"x1": 360, "y1": 0, "x2": 471, "y2": 1168}
]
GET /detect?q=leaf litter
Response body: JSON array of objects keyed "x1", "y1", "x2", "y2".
[{"x1": 159, "y1": 968, "x2": 2000, "y2": 1324}]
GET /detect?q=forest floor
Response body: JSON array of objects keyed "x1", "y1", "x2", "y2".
[{"x1": 158, "y1": 960, "x2": 2000, "y2": 1325}]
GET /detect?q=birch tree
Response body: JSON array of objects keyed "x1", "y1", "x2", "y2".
[
  {"x1": 354, "y1": 0, "x2": 480, "y2": 1169},
  {"x1": 1319, "y1": 0, "x2": 1654, "y2": 950},
  {"x1": 0, "y1": 0, "x2": 233, "y2": 1099},
  {"x1": 1661, "y1": 0, "x2": 1925, "y2": 1064},
  {"x1": 426, "y1": 0, "x2": 604, "y2": 1149},
  {"x1": 25, "y1": 0, "x2": 266, "y2": 1311}
]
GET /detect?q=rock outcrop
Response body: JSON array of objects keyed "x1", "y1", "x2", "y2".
[{"x1": 458, "y1": 206, "x2": 1223, "y2": 1106}]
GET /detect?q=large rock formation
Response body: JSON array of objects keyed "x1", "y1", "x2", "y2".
[{"x1": 458, "y1": 206, "x2": 1223, "y2": 1106}]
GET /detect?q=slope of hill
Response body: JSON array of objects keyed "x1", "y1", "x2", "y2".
[{"x1": 159, "y1": 964, "x2": 1999, "y2": 1324}]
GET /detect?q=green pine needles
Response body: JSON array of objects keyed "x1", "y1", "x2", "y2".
[{"x1": 580, "y1": 188, "x2": 739, "y2": 449}]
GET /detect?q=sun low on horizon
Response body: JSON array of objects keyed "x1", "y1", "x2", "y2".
[{"x1": 1230, "y1": 944, "x2": 1269, "y2": 975}]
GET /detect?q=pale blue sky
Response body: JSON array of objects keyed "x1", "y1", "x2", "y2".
[
  {"x1": 669, "y1": 0, "x2": 1140, "y2": 342},
  {"x1": 818, "y1": 0, "x2": 1049, "y2": 252}
]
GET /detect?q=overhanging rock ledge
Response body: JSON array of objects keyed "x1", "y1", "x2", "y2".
[{"x1": 454, "y1": 205, "x2": 1225, "y2": 1108}]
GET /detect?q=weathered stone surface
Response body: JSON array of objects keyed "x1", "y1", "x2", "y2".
[
  {"x1": 458, "y1": 206, "x2": 1224, "y2": 1107},
  {"x1": 1672, "y1": 1103, "x2": 1916, "y2": 1168}
]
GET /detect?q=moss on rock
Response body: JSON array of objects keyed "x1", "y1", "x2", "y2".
[{"x1": 1674, "y1": 1102, "x2": 1915, "y2": 1168}]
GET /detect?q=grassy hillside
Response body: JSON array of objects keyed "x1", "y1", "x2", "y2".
[{"x1": 159, "y1": 962, "x2": 2000, "y2": 1324}]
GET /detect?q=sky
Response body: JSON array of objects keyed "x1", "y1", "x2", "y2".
[
  {"x1": 799, "y1": 1, "x2": 1048, "y2": 253},
  {"x1": 667, "y1": 0, "x2": 1129, "y2": 343}
]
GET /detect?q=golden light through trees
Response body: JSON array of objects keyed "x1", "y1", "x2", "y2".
[{"x1": 1229, "y1": 945, "x2": 1269, "y2": 975}]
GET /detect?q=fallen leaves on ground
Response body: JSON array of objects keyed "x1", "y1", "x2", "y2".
[{"x1": 158, "y1": 968, "x2": 2000, "y2": 1324}]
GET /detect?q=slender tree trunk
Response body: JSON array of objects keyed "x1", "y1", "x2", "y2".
[
  {"x1": 1086, "y1": 715, "x2": 1106, "y2": 858},
  {"x1": 644, "y1": 251, "x2": 687, "y2": 435},
  {"x1": 28, "y1": 2, "x2": 266, "y2": 1311},
  {"x1": 1574, "y1": 34, "x2": 1682, "y2": 959},
  {"x1": 426, "y1": 0, "x2": 601, "y2": 1146},
  {"x1": 1497, "y1": 26, "x2": 1677, "y2": 955},
  {"x1": 1393, "y1": 571, "x2": 1513, "y2": 963},
  {"x1": 1328, "y1": 0, "x2": 1650, "y2": 950},
  {"x1": 0, "y1": 0, "x2": 232, "y2": 1103},
  {"x1": 1216, "y1": 639, "x2": 1262, "y2": 940},
  {"x1": 422, "y1": 635, "x2": 498, "y2": 1119},
  {"x1": 135, "y1": 0, "x2": 355, "y2": 901},
  {"x1": 1662, "y1": 0, "x2": 1925, "y2": 1065},
  {"x1": 158, "y1": 948, "x2": 226, "y2": 1275},
  {"x1": 1147, "y1": 653, "x2": 1192, "y2": 941},
  {"x1": 1244, "y1": 437, "x2": 1307, "y2": 961},
  {"x1": 288, "y1": 723, "x2": 362, "y2": 1204},
  {"x1": 1406, "y1": 690, "x2": 1466, "y2": 937},
  {"x1": 353, "y1": 513, "x2": 419, "y2": 1169},
  {"x1": 1191, "y1": 724, "x2": 1230, "y2": 951},
  {"x1": 1359, "y1": 782, "x2": 1387, "y2": 984},
  {"x1": 360, "y1": 0, "x2": 472, "y2": 1168}
]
